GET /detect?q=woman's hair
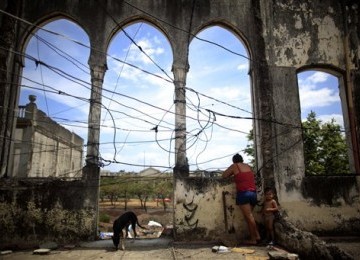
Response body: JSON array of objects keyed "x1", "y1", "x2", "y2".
[{"x1": 232, "y1": 153, "x2": 243, "y2": 163}]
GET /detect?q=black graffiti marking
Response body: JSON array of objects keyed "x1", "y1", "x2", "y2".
[
  {"x1": 185, "y1": 207, "x2": 197, "y2": 221},
  {"x1": 183, "y1": 200, "x2": 198, "y2": 229},
  {"x1": 186, "y1": 218, "x2": 198, "y2": 229},
  {"x1": 183, "y1": 202, "x2": 197, "y2": 212},
  {"x1": 228, "y1": 205, "x2": 234, "y2": 215}
]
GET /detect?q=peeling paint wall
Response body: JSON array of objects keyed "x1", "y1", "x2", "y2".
[
  {"x1": 0, "y1": 0, "x2": 359, "y2": 245},
  {"x1": 174, "y1": 178, "x2": 264, "y2": 243},
  {"x1": 263, "y1": 0, "x2": 346, "y2": 68},
  {"x1": 263, "y1": 0, "x2": 360, "y2": 236},
  {"x1": 289, "y1": 176, "x2": 360, "y2": 234}
]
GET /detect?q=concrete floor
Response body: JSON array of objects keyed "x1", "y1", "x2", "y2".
[
  {"x1": 1, "y1": 238, "x2": 278, "y2": 260},
  {"x1": 2, "y1": 237, "x2": 360, "y2": 259}
]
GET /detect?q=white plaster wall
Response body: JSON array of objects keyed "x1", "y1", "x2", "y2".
[
  {"x1": 30, "y1": 132, "x2": 55, "y2": 177},
  {"x1": 174, "y1": 179, "x2": 263, "y2": 242},
  {"x1": 281, "y1": 200, "x2": 360, "y2": 232},
  {"x1": 264, "y1": 2, "x2": 345, "y2": 68},
  {"x1": 29, "y1": 132, "x2": 82, "y2": 178}
]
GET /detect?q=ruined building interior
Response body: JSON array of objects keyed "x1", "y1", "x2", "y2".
[{"x1": 0, "y1": 0, "x2": 359, "y2": 259}]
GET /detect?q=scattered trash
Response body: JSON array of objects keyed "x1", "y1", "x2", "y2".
[
  {"x1": 211, "y1": 245, "x2": 230, "y2": 253},
  {"x1": 231, "y1": 247, "x2": 255, "y2": 254},
  {"x1": 148, "y1": 220, "x2": 162, "y2": 227},
  {"x1": 266, "y1": 241, "x2": 275, "y2": 250},
  {"x1": 268, "y1": 251, "x2": 299, "y2": 259},
  {"x1": 33, "y1": 248, "x2": 51, "y2": 255},
  {"x1": 127, "y1": 225, "x2": 133, "y2": 238},
  {"x1": 267, "y1": 244, "x2": 275, "y2": 250},
  {"x1": 99, "y1": 220, "x2": 164, "y2": 240},
  {"x1": 1, "y1": 250, "x2": 12, "y2": 255},
  {"x1": 99, "y1": 232, "x2": 113, "y2": 240}
]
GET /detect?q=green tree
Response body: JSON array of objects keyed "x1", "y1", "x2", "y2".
[
  {"x1": 302, "y1": 111, "x2": 324, "y2": 175},
  {"x1": 153, "y1": 178, "x2": 173, "y2": 211},
  {"x1": 244, "y1": 129, "x2": 255, "y2": 168},
  {"x1": 100, "y1": 178, "x2": 121, "y2": 206},
  {"x1": 302, "y1": 111, "x2": 350, "y2": 175},
  {"x1": 318, "y1": 119, "x2": 349, "y2": 174},
  {"x1": 116, "y1": 175, "x2": 134, "y2": 211},
  {"x1": 245, "y1": 111, "x2": 350, "y2": 175},
  {"x1": 132, "y1": 178, "x2": 153, "y2": 212}
]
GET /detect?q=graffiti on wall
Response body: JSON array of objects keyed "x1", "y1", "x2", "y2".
[
  {"x1": 183, "y1": 198, "x2": 198, "y2": 229},
  {"x1": 222, "y1": 191, "x2": 235, "y2": 233}
]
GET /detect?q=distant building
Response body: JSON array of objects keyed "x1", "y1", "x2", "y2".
[
  {"x1": 100, "y1": 170, "x2": 112, "y2": 177},
  {"x1": 190, "y1": 169, "x2": 222, "y2": 178},
  {"x1": 138, "y1": 167, "x2": 162, "y2": 177},
  {"x1": 100, "y1": 168, "x2": 170, "y2": 178},
  {"x1": 99, "y1": 170, "x2": 127, "y2": 177},
  {"x1": 10, "y1": 95, "x2": 84, "y2": 178}
]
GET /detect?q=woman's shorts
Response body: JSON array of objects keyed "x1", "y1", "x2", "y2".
[{"x1": 236, "y1": 190, "x2": 257, "y2": 206}]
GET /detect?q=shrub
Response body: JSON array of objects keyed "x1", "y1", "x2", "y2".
[{"x1": 99, "y1": 212, "x2": 110, "y2": 223}]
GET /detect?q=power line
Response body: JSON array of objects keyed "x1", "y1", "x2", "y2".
[
  {"x1": 122, "y1": 0, "x2": 252, "y2": 62},
  {"x1": 0, "y1": 8, "x2": 352, "y2": 174},
  {"x1": 0, "y1": 9, "x2": 255, "y2": 117}
]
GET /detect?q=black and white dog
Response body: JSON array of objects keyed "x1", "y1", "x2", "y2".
[{"x1": 112, "y1": 211, "x2": 146, "y2": 250}]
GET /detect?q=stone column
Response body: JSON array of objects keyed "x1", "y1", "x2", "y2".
[
  {"x1": 84, "y1": 60, "x2": 107, "y2": 179},
  {"x1": 172, "y1": 63, "x2": 189, "y2": 178},
  {"x1": 0, "y1": 0, "x2": 21, "y2": 178}
]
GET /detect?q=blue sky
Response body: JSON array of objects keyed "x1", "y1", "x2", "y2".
[{"x1": 19, "y1": 19, "x2": 344, "y2": 173}]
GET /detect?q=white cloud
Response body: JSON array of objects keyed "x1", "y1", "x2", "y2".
[
  {"x1": 127, "y1": 38, "x2": 165, "y2": 65},
  {"x1": 306, "y1": 71, "x2": 329, "y2": 83},
  {"x1": 299, "y1": 85, "x2": 339, "y2": 109},
  {"x1": 318, "y1": 113, "x2": 344, "y2": 129},
  {"x1": 237, "y1": 63, "x2": 248, "y2": 71},
  {"x1": 207, "y1": 86, "x2": 250, "y2": 105},
  {"x1": 298, "y1": 71, "x2": 339, "y2": 110}
]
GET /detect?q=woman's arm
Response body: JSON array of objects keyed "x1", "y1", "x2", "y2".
[{"x1": 222, "y1": 164, "x2": 234, "y2": 178}]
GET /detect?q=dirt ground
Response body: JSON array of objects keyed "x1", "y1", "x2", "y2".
[
  {"x1": 98, "y1": 199, "x2": 173, "y2": 238},
  {"x1": 1, "y1": 244, "x2": 273, "y2": 260}
]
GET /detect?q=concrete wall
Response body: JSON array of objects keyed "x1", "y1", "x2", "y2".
[
  {"x1": 0, "y1": 0, "x2": 359, "y2": 245},
  {"x1": 174, "y1": 176, "x2": 360, "y2": 243},
  {"x1": 0, "y1": 177, "x2": 99, "y2": 247},
  {"x1": 12, "y1": 97, "x2": 84, "y2": 178},
  {"x1": 174, "y1": 178, "x2": 253, "y2": 243}
]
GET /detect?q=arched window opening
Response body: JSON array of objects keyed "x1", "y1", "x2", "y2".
[
  {"x1": 102, "y1": 22, "x2": 174, "y2": 174},
  {"x1": 99, "y1": 22, "x2": 174, "y2": 229},
  {"x1": 14, "y1": 18, "x2": 90, "y2": 178},
  {"x1": 187, "y1": 25, "x2": 252, "y2": 177},
  {"x1": 298, "y1": 70, "x2": 353, "y2": 175}
]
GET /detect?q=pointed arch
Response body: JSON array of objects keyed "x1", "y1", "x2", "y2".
[
  {"x1": 187, "y1": 24, "x2": 253, "y2": 172},
  {"x1": 297, "y1": 65, "x2": 356, "y2": 175},
  {"x1": 102, "y1": 20, "x2": 175, "y2": 173},
  {"x1": 13, "y1": 17, "x2": 91, "y2": 178},
  {"x1": 105, "y1": 17, "x2": 174, "y2": 63}
]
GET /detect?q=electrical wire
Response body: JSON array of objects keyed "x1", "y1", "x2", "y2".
[{"x1": 0, "y1": 8, "x2": 353, "y2": 175}]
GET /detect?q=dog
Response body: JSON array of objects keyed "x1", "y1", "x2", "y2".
[{"x1": 112, "y1": 211, "x2": 146, "y2": 250}]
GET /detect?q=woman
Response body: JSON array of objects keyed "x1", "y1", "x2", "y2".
[{"x1": 222, "y1": 153, "x2": 260, "y2": 245}]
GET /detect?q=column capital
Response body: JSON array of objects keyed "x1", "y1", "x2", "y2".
[
  {"x1": 172, "y1": 63, "x2": 189, "y2": 73},
  {"x1": 88, "y1": 49, "x2": 108, "y2": 72}
]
